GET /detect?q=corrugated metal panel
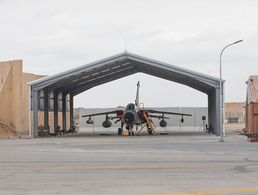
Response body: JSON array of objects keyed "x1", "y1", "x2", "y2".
[{"x1": 246, "y1": 103, "x2": 258, "y2": 142}]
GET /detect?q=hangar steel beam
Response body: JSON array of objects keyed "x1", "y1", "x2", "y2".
[
  {"x1": 55, "y1": 65, "x2": 136, "y2": 94},
  {"x1": 57, "y1": 68, "x2": 136, "y2": 96},
  {"x1": 46, "y1": 61, "x2": 132, "y2": 91},
  {"x1": 127, "y1": 54, "x2": 221, "y2": 87},
  {"x1": 30, "y1": 54, "x2": 129, "y2": 90},
  {"x1": 135, "y1": 60, "x2": 220, "y2": 88},
  {"x1": 140, "y1": 68, "x2": 213, "y2": 94},
  {"x1": 70, "y1": 69, "x2": 138, "y2": 96}
]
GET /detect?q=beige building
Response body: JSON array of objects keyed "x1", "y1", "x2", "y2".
[
  {"x1": 224, "y1": 102, "x2": 245, "y2": 131},
  {"x1": 0, "y1": 60, "x2": 45, "y2": 138},
  {"x1": 0, "y1": 59, "x2": 73, "y2": 138}
]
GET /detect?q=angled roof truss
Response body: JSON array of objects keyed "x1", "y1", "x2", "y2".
[{"x1": 29, "y1": 52, "x2": 222, "y2": 96}]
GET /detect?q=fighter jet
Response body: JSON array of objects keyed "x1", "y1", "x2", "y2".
[{"x1": 82, "y1": 81, "x2": 192, "y2": 135}]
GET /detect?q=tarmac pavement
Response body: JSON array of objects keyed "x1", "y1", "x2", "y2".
[{"x1": 0, "y1": 131, "x2": 258, "y2": 195}]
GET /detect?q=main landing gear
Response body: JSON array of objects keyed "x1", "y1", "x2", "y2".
[{"x1": 117, "y1": 124, "x2": 135, "y2": 136}]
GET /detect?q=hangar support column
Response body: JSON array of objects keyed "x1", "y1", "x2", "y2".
[
  {"x1": 208, "y1": 90, "x2": 215, "y2": 134},
  {"x1": 54, "y1": 91, "x2": 59, "y2": 131},
  {"x1": 62, "y1": 93, "x2": 67, "y2": 131},
  {"x1": 70, "y1": 94, "x2": 74, "y2": 130},
  {"x1": 32, "y1": 89, "x2": 39, "y2": 138},
  {"x1": 215, "y1": 87, "x2": 221, "y2": 136},
  {"x1": 208, "y1": 87, "x2": 221, "y2": 136},
  {"x1": 208, "y1": 93, "x2": 212, "y2": 132},
  {"x1": 43, "y1": 89, "x2": 49, "y2": 131}
]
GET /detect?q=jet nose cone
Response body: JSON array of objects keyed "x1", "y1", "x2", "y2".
[{"x1": 124, "y1": 111, "x2": 135, "y2": 124}]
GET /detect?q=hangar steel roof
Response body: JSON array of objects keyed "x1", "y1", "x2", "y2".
[{"x1": 29, "y1": 52, "x2": 222, "y2": 95}]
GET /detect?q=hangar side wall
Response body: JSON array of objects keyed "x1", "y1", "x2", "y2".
[{"x1": 21, "y1": 73, "x2": 46, "y2": 136}]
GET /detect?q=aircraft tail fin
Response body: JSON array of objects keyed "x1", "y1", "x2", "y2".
[{"x1": 135, "y1": 81, "x2": 140, "y2": 108}]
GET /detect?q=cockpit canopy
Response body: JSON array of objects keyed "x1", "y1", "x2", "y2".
[{"x1": 126, "y1": 103, "x2": 135, "y2": 111}]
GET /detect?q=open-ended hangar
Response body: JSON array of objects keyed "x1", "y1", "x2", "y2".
[{"x1": 29, "y1": 52, "x2": 224, "y2": 137}]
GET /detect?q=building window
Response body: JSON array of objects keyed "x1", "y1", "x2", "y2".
[{"x1": 227, "y1": 117, "x2": 239, "y2": 124}]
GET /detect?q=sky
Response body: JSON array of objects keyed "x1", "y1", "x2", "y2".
[{"x1": 0, "y1": 0, "x2": 258, "y2": 108}]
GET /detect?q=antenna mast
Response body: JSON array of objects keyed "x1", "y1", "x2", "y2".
[{"x1": 124, "y1": 38, "x2": 127, "y2": 51}]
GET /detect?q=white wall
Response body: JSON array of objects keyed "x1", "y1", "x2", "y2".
[{"x1": 79, "y1": 107, "x2": 208, "y2": 132}]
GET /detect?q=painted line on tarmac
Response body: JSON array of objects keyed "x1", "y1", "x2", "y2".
[
  {"x1": 0, "y1": 162, "x2": 258, "y2": 170},
  {"x1": 146, "y1": 188, "x2": 258, "y2": 195}
]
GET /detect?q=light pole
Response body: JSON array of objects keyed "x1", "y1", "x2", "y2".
[{"x1": 219, "y1": 40, "x2": 243, "y2": 142}]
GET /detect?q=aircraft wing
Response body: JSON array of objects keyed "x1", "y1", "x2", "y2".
[
  {"x1": 147, "y1": 109, "x2": 192, "y2": 116},
  {"x1": 149, "y1": 114, "x2": 170, "y2": 119},
  {"x1": 81, "y1": 110, "x2": 123, "y2": 118}
]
